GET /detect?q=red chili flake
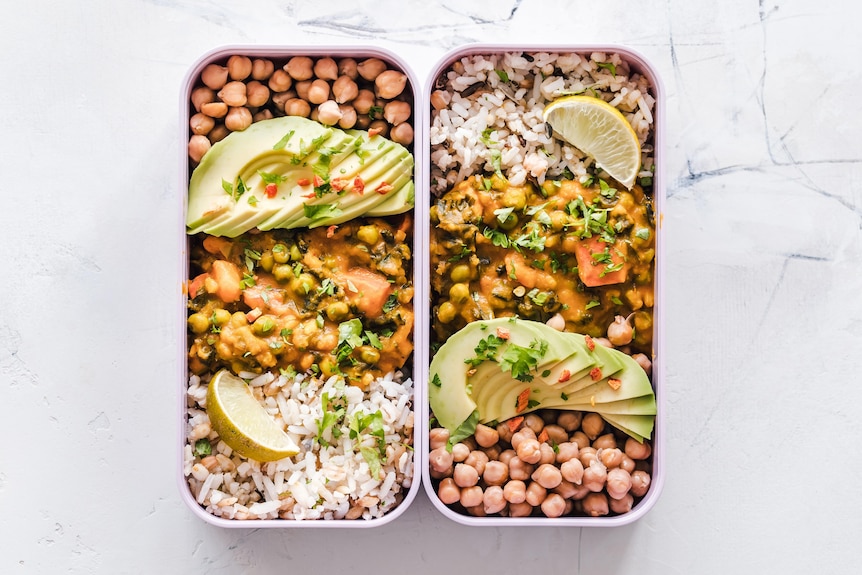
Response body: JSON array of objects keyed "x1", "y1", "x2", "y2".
[
  {"x1": 515, "y1": 388, "x2": 531, "y2": 413},
  {"x1": 330, "y1": 177, "x2": 348, "y2": 191},
  {"x1": 375, "y1": 182, "x2": 394, "y2": 195},
  {"x1": 302, "y1": 191, "x2": 316, "y2": 198},
  {"x1": 585, "y1": 335, "x2": 596, "y2": 351},
  {"x1": 507, "y1": 416, "x2": 524, "y2": 433},
  {"x1": 558, "y1": 369, "x2": 571, "y2": 383},
  {"x1": 607, "y1": 378, "x2": 622, "y2": 390},
  {"x1": 312, "y1": 175, "x2": 325, "y2": 188},
  {"x1": 537, "y1": 428, "x2": 549, "y2": 443},
  {"x1": 326, "y1": 225, "x2": 338, "y2": 238},
  {"x1": 368, "y1": 127, "x2": 383, "y2": 137},
  {"x1": 353, "y1": 176, "x2": 365, "y2": 195},
  {"x1": 590, "y1": 367, "x2": 602, "y2": 381},
  {"x1": 264, "y1": 183, "x2": 278, "y2": 198},
  {"x1": 297, "y1": 178, "x2": 311, "y2": 186},
  {"x1": 496, "y1": 327, "x2": 510, "y2": 340},
  {"x1": 246, "y1": 307, "x2": 262, "y2": 322}
]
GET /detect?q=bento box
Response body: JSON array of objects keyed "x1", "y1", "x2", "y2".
[
  {"x1": 419, "y1": 44, "x2": 665, "y2": 526},
  {"x1": 177, "y1": 45, "x2": 425, "y2": 527}
]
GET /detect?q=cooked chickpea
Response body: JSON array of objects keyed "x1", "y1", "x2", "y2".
[
  {"x1": 268, "y1": 69, "x2": 293, "y2": 92},
  {"x1": 482, "y1": 444, "x2": 502, "y2": 461},
  {"x1": 520, "y1": 413, "x2": 542, "y2": 434},
  {"x1": 525, "y1": 481, "x2": 547, "y2": 506},
  {"x1": 570, "y1": 431, "x2": 590, "y2": 450},
  {"x1": 630, "y1": 470, "x2": 651, "y2": 497},
  {"x1": 619, "y1": 454, "x2": 636, "y2": 474},
  {"x1": 251, "y1": 58, "x2": 274, "y2": 81},
  {"x1": 283, "y1": 98, "x2": 312, "y2": 118},
  {"x1": 473, "y1": 423, "x2": 499, "y2": 448},
  {"x1": 540, "y1": 493, "x2": 567, "y2": 518},
  {"x1": 294, "y1": 80, "x2": 312, "y2": 101},
  {"x1": 368, "y1": 119, "x2": 389, "y2": 138},
  {"x1": 227, "y1": 55, "x2": 252, "y2": 80},
  {"x1": 483, "y1": 485, "x2": 507, "y2": 514},
  {"x1": 581, "y1": 412, "x2": 605, "y2": 440},
  {"x1": 313, "y1": 57, "x2": 338, "y2": 80},
  {"x1": 507, "y1": 456, "x2": 534, "y2": 481},
  {"x1": 200, "y1": 101, "x2": 228, "y2": 118},
  {"x1": 190, "y1": 113, "x2": 214, "y2": 136},
  {"x1": 357, "y1": 57, "x2": 387, "y2": 81},
  {"x1": 609, "y1": 492, "x2": 634, "y2": 514},
  {"x1": 191, "y1": 86, "x2": 215, "y2": 111},
  {"x1": 451, "y1": 442, "x2": 470, "y2": 463},
  {"x1": 246, "y1": 81, "x2": 270, "y2": 107},
  {"x1": 560, "y1": 458, "x2": 584, "y2": 485},
  {"x1": 593, "y1": 433, "x2": 617, "y2": 450},
  {"x1": 375, "y1": 70, "x2": 407, "y2": 99},
  {"x1": 459, "y1": 485, "x2": 484, "y2": 508},
  {"x1": 531, "y1": 463, "x2": 563, "y2": 489},
  {"x1": 201, "y1": 64, "x2": 228, "y2": 90},
  {"x1": 463, "y1": 450, "x2": 489, "y2": 476},
  {"x1": 632, "y1": 353, "x2": 652, "y2": 376},
  {"x1": 429, "y1": 427, "x2": 449, "y2": 450},
  {"x1": 307, "y1": 79, "x2": 331, "y2": 105},
  {"x1": 218, "y1": 81, "x2": 247, "y2": 107},
  {"x1": 437, "y1": 477, "x2": 461, "y2": 505},
  {"x1": 498, "y1": 449, "x2": 516, "y2": 466},
  {"x1": 546, "y1": 313, "x2": 566, "y2": 331},
  {"x1": 542, "y1": 424, "x2": 568, "y2": 446},
  {"x1": 225, "y1": 106, "x2": 252, "y2": 131},
  {"x1": 430, "y1": 89, "x2": 450, "y2": 111},
  {"x1": 600, "y1": 447, "x2": 624, "y2": 469},
  {"x1": 555, "y1": 442, "x2": 579, "y2": 464},
  {"x1": 606, "y1": 468, "x2": 632, "y2": 500},
  {"x1": 429, "y1": 446, "x2": 454, "y2": 474},
  {"x1": 553, "y1": 479, "x2": 579, "y2": 499},
  {"x1": 581, "y1": 492, "x2": 609, "y2": 517},
  {"x1": 557, "y1": 411, "x2": 583, "y2": 432},
  {"x1": 188, "y1": 135, "x2": 211, "y2": 163},
  {"x1": 482, "y1": 460, "x2": 509, "y2": 486},
  {"x1": 453, "y1": 463, "x2": 479, "y2": 488},
  {"x1": 337, "y1": 104, "x2": 358, "y2": 129},
  {"x1": 389, "y1": 122, "x2": 414, "y2": 146},
  {"x1": 499, "y1": 480, "x2": 525, "y2": 504},
  {"x1": 510, "y1": 427, "x2": 536, "y2": 451},
  {"x1": 579, "y1": 446, "x2": 598, "y2": 467},
  {"x1": 353, "y1": 89, "x2": 375, "y2": 114},
  {"x1": 383, "y1": 100, "x2": 411, "y2": 125},
  {"x1": 607, "y1": 315, "x2": 634, "y2": 346},
  {"x1": 337, "y1": 57, "x2": 358, "y2": 79},
  {"x1": 515, "y1": 438, "x2": 542, "y2": 465},
  {"x1": 285, "y1": 56, "x2": 314, "y2": 80},
  {"x1": 497, "y1": 422, "x2": 515, "y2": 443},
  {"x1": 332, "y1": 75, "x2": 359, "y2": 103},
  {"x1": 538, "y1": 443, "x2": 556, "y2": 465},
  {"x1": 624, "y1": 437, "x2": 651, "y2": 460},
  {"x1": 583, "y1": 460, "x2": 608, "y2": 492}
]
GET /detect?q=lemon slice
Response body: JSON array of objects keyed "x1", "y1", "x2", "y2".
[
  {"x1": 543, "y1": 95, "x2": 641, "y2": 189},
  {"x1": 206, "y1": 369, "x2": 299, "y2": 462}
]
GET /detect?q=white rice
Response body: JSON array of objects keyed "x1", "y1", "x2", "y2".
[
  {"x1": 183, "y1": 371, "x2": 414, "y2": 521},
  {"x1": 430, "y1": 51, "x2": 656, "y2": 195}
]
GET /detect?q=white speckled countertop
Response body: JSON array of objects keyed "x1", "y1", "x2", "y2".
[{"x1": 2, "y1": 1, "x2": 861, "y2": 573}]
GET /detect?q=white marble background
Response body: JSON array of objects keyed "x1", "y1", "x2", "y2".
[{"x1": 2, "y1": 0, "x2": 860, "y2": 573}]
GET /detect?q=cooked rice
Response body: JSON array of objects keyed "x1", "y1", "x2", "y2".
[
  {"x1": 430, "y1": 51, "x2": 656, "y2": 195},
  {"x1": 184, "y1": 370, "x2": 414, "y2": 521}
]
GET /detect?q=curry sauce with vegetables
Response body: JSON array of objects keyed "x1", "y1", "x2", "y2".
[
  {"x1": 187, "y1": 214, "x2": 414, "y2": 388},
  {"x1": 430, "y1": 175, "x2": 654, "y2": 354}
]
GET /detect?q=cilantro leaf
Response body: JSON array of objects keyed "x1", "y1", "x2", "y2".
[{"x1": 499, "y1": 339, "x2": 548, "y2": 382}]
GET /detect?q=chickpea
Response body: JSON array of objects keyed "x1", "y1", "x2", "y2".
[
  {"x1": 609, "y1": 492, "x2": 634, "y2": 514},
  {"x1": 283, "y1": 98, "x2": 312, "y2": 118},
  {"x1": 430, "y1": 89, "x2": 450, "y2": 111},
  {"x1": 525, "y1": 481, "x2": 547, "y2": 506},
  {"x1": 187, "y1": 312, "x2": 210, "y2": 334},
  {"x1": 332, "y1": 75, "x2": 359, "y2": 104},
  {"x1": 459, "y1": 485, "x2": 484, "y2": 508},
  {"x1": 593, "y1": 336, "x2": 613, "y2": 348},
  {"x1": 225, "y1": 107, "x2": 252, "y2": 131},
  {"x1": 337, "y1": 57, "x2": 358, "y2": 79},
  {"x1": 523, "y1": 413, "x2": 544, "y2": 435},
  {"x1": 497, "y1": 422, "x2": 515, "y2": 443},
  {"x1": 338, "y1": 105, "x2": 357, "y2": 129},
  {"x1": 313, "y1": 57, "x2": 338, "y2": 80},
  {"x1": 463, "y1": 450, "x2": 489, "y2": 476},
  {"x1": 217, "y1": 81, "x2": 247, "y2": 107},
  {"x1": 600, "y1": 447, "x2": 624, "y2": 469},
  {"x1": 515, "y1": 438, "x2": 542, "y2": 465},
  {"x1": 437, "y1": 477, "x2": 461, "y2": 505},
  {"x1": 201, "y1": 64, "x2": 228, "y2": 90},
  {"x1": 581, "y1": 492, "x2": 609, "y2": 517},
  {"x1": 560, "y1": 458, "x2": 584, "y2": 485},
  {"x1": 579, "y1": 446, "x2": 598, "y2": 467},
  {"x1": 251, "y1": 58, "x2": 274, "y2": 81},
  {"x1": 451, "y1": 442, "x2": 470, "y2": 463},
  {"x1": 294, "y1": 80, "x2": 312, "y2": 101},
  {"x1": 246, "y1": 81, "x2": 270, "y2": 107},
  {"x1": 555, "y1": 442, "x2": 579, "y2": 464},
  {"x1": 453, "y1": 463, "x2": 479, "y2": 488},
  {"x1": 352, "y1": 89, "x2": 376, "y2": 115},
  {"x1": 188, "y1": 135, "x2": 211, "y2": 163},
  {"x1": 507, "y1": 456, "x2": 534, "y2": 481},
  {"x1": 357, "y1": 58, "x2": 387, "y2": 81},
  {"x1": 630, "y1": 470, "x2": 651, "y2": 497},
  {"x1": 429, "y1": 446, "x2": 454, "y2": 475},
  {"x1": 436, "y1": 301, "x2": 456, "y2": 324},
  {"x1": 531, "y1": 463, "x2": 563, "y2": 489},
  {"x1": 191, "y1": 86, "x2": 215, "y2": 112},
  {"x1": 606, "y1": 468, "x2": 632, "y2": 500},
  {"x1": 389, "y1": 122, "x2": 414, "y2": 146},
  {"x1": 546, "y1": 313, "x2": 566, "y2": 331},
  {"x1": 570, "y1": 431, "x2": 590, "y2": 450},
  {"x1": 607, "y1": 315, "x2": 634, "y2": 346},
  {"x1": 227, "y1": 55, "x2": 252, "y2": 80},
  {"x1": 498, "y1": 449, "x2": 516, "y2": 466},
  {"x1": 593, "y1": 433, "x2": 617, "y2": 450},
  {"x1": 583, "y1": 460, "x2": 608, "y2": 492},
  {"x1": 581, "y1": 412, "x2": 606, "y2": 440},
  {"x1": 540, "y1": 493, "x2": 567, "y2": 518},
  {"x1": 620, "y1": 455, "x2": 636, "y2": 474},
  {"x1": 508, "y1": 501, "x2": 533, "y2": 517},
  {"x1": 448, "y1": 283, "x2": 470, "y2": 305},
  {"x1": 368, "y1": 119, "x2": 389, "y2": 138},
  {"x1": 307, "y1": 79, "x2": 331, "y2": 105},
  {"x1": 538, "y1": 443, "x2": 556, "y2": 465},
  {"x1": 268, "y1": 69, "x2": 293, "y2": 92},
  {"x1": 542, "y1": 424, "x2": 568, "y2": 446},
  {"x1": 632, "y1": 353, "x2": 652, "y2": 376},
  {"x1": 624, "y1": 437, "x2": 651, "y2": 460},
  {"x1": 483, "y1": 485, "x2": 507, "y2": 515},
  {"x1": 375, "y1": 70, "x2": 407, "y2": 99},
  {"x1": 472, "y1": 423, "x2": 498, "y2": 448},
  {"x1": 557, "y1": 411, "x2": 583, "y2": 432},
  {"x1": 501, "y1": 480, "x2": 526, "y2": 504},
  {"x1": 200, "y1": 101, "x2": 228, "y2": 118},
  {"x1": 553, "y1": 479, "x2": 579, "y2": 499},
  {"x1": 482, "y1": 460, "x2": 509, "y2": 486},
  {"x1": 427, "y1": 426, "x2": 451, "y2": 450},
  {"x1": 571, "y1": 482, "x2": 591, "y2": 501},
  {"x1": 383, "y1": 100, "x2": 411, "y2": 126},
  {"x1": 482, "y1": 444, "x2": 502, "y2": 461},
  {"x1": 209, "y1": 125, "x2": 230, "y2": 144},
  {"x1": 285, "y1": 56, "x2": 314, "y2": 80}
]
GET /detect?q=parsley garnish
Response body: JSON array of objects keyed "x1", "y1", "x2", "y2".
[
  {"x1": 303, "y1": 202, "x2": 342, "y2": 221},
  {"x1": 466, "y1": 334, "x2": 506, "y2": 367},
  {"x1": 499, "y1": 339, "x2": 548, "y2": 382},
  {"x1": 272, "y1": 130, "x2": 295, "y2": 150},
  {"x1": 431, "y1": 373, "x2": 442, "y2": 388}
]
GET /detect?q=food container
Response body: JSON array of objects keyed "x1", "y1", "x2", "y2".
[
  {"x1": 177, "y1": 45, "x2": 425, "y2": 527},
  {"x1": 419, "y1": 44, "x2": 665, "y2": 526}
]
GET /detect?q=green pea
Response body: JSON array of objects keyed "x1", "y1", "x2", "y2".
[
  {"x1": 356, "y1": 225, "x2": 380, "y2": 245},
  {"x1": 359, "y1": 346, "x2": 380, "y2": 364},
  {"x1": 289, "y1": 244, "x2": 303, "y2": 262},
  {"x1": 259, "y1": 250, "x2": 274, "y2": 272},
  {"x1": 449, "y1": 264, "x2": 471, "y2": 283},
  {"x1": 273, "y1": 263, "x2": 293, "y2": 282},
  {"x1": 501, "y1": 186, "x2": 527, "y2": 210},
  {"x1": 449, "y1": 283, "x2": 470, "y2": 304},
  {"x1": 212, "y1": 308, "x2": 231, "y2": 327},
  {"x1": 253, "y1": 316, "x2": 276, "y2": 335},
  {"x1": 437, "y1": 301, "x2": 457, "y2": 324},
  {"x1": 325, "y1": 301, "x2": 350, "y2": 322},
  {"x1": 498, "y1": 212, "x2": 519, "y2": 231},
  {"x1": 290, "y1": 273, "x2": 317, "y2": 295},
  {"x1": 272, "y1": 243, "x2": 290, "y2": 264},
  {"x1": 187, "y1": 312, "x2": 210, "y2": 334}
]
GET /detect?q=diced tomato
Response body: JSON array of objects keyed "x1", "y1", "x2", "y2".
[
  {"x1": 313, "y1": 175, "x2": 325, "y2": 188},
  {"x1": 330, "y1": 177, "x2": 348, "y2": 191},
  {"x1": 585, "y1": 335, "x2": 596, "y2": 351},
  {"x1": 537, "y1": 428, "x2": 549, "y2": 443},
  {"x1": 353, "y1": 176, "x2": 365, "y2": 195},
  {"x1": 375, "y1": 182, "x2": 393, "y2": 195},
  {"x1": 572, "y1": 236, "x2": 628, "y2": 287},
  {"x1": 188, "y1": 272, "x2": 209, "y2": 298},
  {"x1": 265, "y1": 183, "x2": 278, "y2": 198},
  {"x1": 558, "y1": 369, "x2": 571, "y2": 383},
  {"x1": 590, "y1": 367, "x2": 602, "y2": 382},
  {"x1": 297, "y1": 178, "x2": 311, "y2": 186},
  {"x1": 342, "y1": 267, "x2": 392, "y2": 318},
  {"x1": 496, "y1": 327, "x2": 510, "y2": 340}
]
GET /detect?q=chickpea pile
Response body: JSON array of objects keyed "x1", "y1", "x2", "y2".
[
  {"x1": 188, "y1": 54, "x2": 414, "y2": 164},
  {"x1": 429, "y1": 410, "x2": 653, "y2": 518}
]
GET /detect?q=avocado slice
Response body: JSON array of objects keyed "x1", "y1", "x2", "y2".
[
  {"x1": 537, "y1": 392, "x2": 656, "y2": 415},
  {"x1": 365, "y1": 180, "x2": 415, "y2": 216},
  {"x1": 187, "y1": 117, "x2": 333, "y2": 232},
  {"x1": 555, "y1": 351, "x2": 654, "y2": 405},
  {"x1": 599, "y1": 413, "x2": 654, "y2": 441}
]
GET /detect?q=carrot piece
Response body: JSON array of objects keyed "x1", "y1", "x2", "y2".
[
  {"x1": 537, "y1": 428, "x2": 549, "y2": 443},
  {"x1": 572, "y1": 236, "x2": 628, "y2": 287},
  {"x1": 590, "y1": 367, "x2": 602, "y2": 382},
  {"x1": 342, "y1": 267, "x2": 392, "y2": 318},
  {"x1": 507, "y1": 416, "x2": 524, "y2": 433},
  {"x1": 188, "y1": 272, "x2": 209, "y2": 298},
  {"x1": 202, "y1": 235, "x2": 233, "y2": 259},
  {"x1": 516, "y1": 388, "x2": 531, "y2": 413},
  {"x1": 210, "y1": 260, "x2": 242, "y2": 303}
]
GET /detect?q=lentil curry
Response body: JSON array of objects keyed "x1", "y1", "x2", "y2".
[
  {"x1": 187, "y1": 215, "x2": 414, "y2": 388},
  {"x1": 430, "y1": 175, "x2": 655, "y2": 354}
]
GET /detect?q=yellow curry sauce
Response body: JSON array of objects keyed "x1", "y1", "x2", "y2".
[
  {"x1": 187, "y1": 215, "x2": 414, "y2": 388},
  {"x1": 430, "y1": 176, "x2": 655, "y2": 354}
]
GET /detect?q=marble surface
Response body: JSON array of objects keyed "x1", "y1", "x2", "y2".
[{"x1": 2, "y1": 0, "x2": 861, "y2": 573}]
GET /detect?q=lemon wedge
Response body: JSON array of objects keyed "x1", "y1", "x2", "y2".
[
  {"x1": 206, "y1": 369, "x2": 299, "y2": 462},
  {"x1": 543, "y1": 95, "x2": 641, "y2": 189}
]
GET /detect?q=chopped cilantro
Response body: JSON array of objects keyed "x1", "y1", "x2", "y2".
[
  {"x1": 495, "y1": 69, "x2": 509, "y2": 82},
  {"x1": 431, "y1": 373, "x2": 442, "y2": 388},
  {"x1": 303, "y1": 202, "x2": 342, "y2": 221},
  {"x1": 596, "y1": 61, "x2": 617, "y2": 76},
  {"x1": 272, "y1": 130, "x2": 295, "y2": 150},
  {"x1": 258, "y1": 171, "x2": 287, "y2": 185},
  {"x1": 499, "y1": 339, "x2": 548, "y2": 382},
  {"x1": 193, "y1": 438, "x2": 212, "y2": 457}
]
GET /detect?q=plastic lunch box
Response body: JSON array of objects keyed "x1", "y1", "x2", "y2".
[{"x1": 178, "y1": 43, "x2": 663, "y2": 528}]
